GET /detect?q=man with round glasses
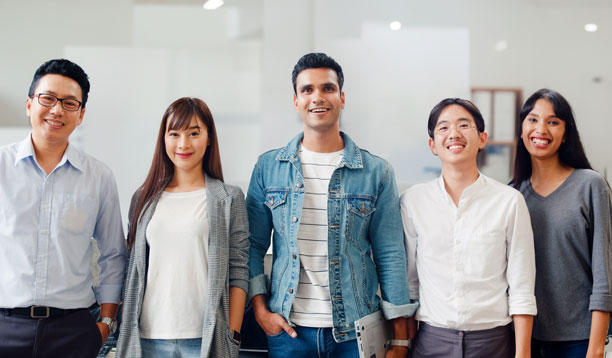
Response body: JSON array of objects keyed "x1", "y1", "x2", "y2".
[
  {"x1": 400, "y1": 98, "x2": 537, "y2": 357},
  {"x1": 0, "y1": 59, "x2": 127, "y2": 357}
]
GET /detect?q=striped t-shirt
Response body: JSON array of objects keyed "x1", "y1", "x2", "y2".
[{"x1": 289, "y1": 144, "x2": 344, "y2": 327}]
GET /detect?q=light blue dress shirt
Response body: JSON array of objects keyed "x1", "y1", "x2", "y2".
[{"x1": 0, "y1": 134, "x2": 127, "y2": 309}]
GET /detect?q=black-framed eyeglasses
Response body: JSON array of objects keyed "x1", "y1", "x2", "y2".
[{"x1": 30, "y1": 93, "x2": 83, "y2": 112}]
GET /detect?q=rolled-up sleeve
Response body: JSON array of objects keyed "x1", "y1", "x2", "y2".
[
  {"x1": 589, "y1": 183, "x2": 612, "y2": 312},
  {"x1": 370, "y1": 163, "x2": 418, "y2": 319},
  {"x1": 93, "y1": 172, "x2": 128, "y2": 304},
  {"x1": 229, "y1": 188, "x2": 250, "y2": 293},
  {"x1": 506, "y1": 194, "x2": 537, "y2": 316},
  {"x1": 246, "y1": 159, "x2": 274, "y2": 301}
]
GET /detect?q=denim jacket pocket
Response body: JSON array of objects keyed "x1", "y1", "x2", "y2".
[
  {"x1": 346, "y1": 196, "x2": 376, "y2": 244},
  {"x1": 264, "y1": 189, "x2": 289, "y2": 236}
]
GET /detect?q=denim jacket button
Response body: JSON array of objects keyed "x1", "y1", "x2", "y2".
[
  {"x1": 292, "y1": 217, "x2": 298, "y2": 223},
  {"x1": 288, "y1": 288, "x2": 294, "y2": 294},
  {"x1": 292, "y1": 254, "x2": 297, "y2": 259},
  {"x1": 296, "y1": 182, "x2": 303, "y2": 188}
]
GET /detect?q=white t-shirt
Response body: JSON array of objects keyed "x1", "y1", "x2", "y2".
[
  {"x1": 289, "y1": 144, "x2": 344, "y2": 327},
  {"x1": 400, "y1": 174, "x2": 536, "y2": 331},
  {"x1": 140, "y1": 189, "x2": 209, "y2": 339}
]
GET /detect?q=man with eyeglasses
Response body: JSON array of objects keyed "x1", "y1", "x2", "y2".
[
  {"x1": 0, "y1": 59, "x2": 127, "y2": 357},
  {"x1": 399, "y1": 98, "x2": 536, "y2": 358}
]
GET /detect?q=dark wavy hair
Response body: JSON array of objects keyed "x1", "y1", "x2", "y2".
[
  {"x1": 510, "y1": 88, "x2": 591, "y2": 189},
  {"x1": 127, "y1": 97, "x2": 223, "y2": 249},
  {"x1": 291, "y1": 53, "x2": 344, "y2": 94}
]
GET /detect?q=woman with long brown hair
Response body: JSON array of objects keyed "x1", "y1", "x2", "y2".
[{"x1": 117, "y1": 97, "x2": 249, "y2": 358}]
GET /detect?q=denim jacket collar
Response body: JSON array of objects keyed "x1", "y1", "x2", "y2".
[{"x1": 275, "y1": 131, "x2": 363, "y2": 169}]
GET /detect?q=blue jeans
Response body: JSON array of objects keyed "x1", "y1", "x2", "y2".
[
  {"x1": 267, "y1": 326, "x2": 359, "y2": 358},
  {"x1": 532, "y1": 339, "x2": 589, "y2": 358},
  {"x1": 141, "y1": 338, "x2": 202, "y2": 358}
]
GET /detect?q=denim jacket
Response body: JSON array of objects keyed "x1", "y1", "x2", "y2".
[{"x1": 246, "y1": 132, "x2": 418, "y2": 342}]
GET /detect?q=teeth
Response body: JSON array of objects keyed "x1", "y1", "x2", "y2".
[
  {"x1": 46, "y1": 120, "x2": 63, "y2": 126},
  {"x1": 448, "y1": 145, "x2": 464, "y2": 150},
  {"x1": 532, "y1": 138, "x2": 549, "y2": 145},
  {"x1": 310, "y1": 108, "x2": 327, "y2": 113}
]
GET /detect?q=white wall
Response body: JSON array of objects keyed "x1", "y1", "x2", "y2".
[{"x1": 1, "y1": 0, "x2": 611, "y2": 217}]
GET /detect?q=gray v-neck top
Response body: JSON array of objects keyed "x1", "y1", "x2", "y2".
[{"x1": 519, "y1": 169, "x2": 612, "y2": 341}]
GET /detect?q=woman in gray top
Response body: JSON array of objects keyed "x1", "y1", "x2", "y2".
[
  {"x1": 116, "y1": 97, "x2": 249, "y2": 358},
  {"x1": 510, "y1": 89, "x2": 612, "y2": 358}
]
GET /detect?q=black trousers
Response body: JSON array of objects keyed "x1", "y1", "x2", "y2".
[{"x1": 0, "y1": 308, "x2": 102, "y2": 358}]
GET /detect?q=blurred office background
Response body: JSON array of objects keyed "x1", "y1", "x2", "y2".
[{"x1": 1, "y1": 0, "x2": 610, "y2": 224}]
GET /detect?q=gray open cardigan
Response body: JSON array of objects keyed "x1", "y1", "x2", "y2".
[{"x1": 116, "y1": 175, "x2": 250, "y2": 358}]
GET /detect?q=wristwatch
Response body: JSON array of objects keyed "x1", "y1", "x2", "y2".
[
  {"x1": 390, "y1": 339, "x2": 411, "y2": 348},
  {"x1": 230, "y1": 330, "x2": 242, "y2": 344},
  {"x1": 98, "y1": 316, "x2": 118, "y2": 334}
]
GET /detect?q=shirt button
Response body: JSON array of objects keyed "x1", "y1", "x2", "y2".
[
  {"x1": 292, "y1": 217, "x2": 298, "y2": 223},
  {"x1": 288, "y1": 288, "x2": 294, "y2": 294},
  {"x1": 458, "y1": 332, "x2": 464, "y2": 337},
  {"x1": 296, "y1": 182, "x2": 303, "y2": 188}
]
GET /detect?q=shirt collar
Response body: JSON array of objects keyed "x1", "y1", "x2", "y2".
[
  {"x1": 437, "y1": 171, "x2": 486, "y2": 204},
  {"x1": 276, "y1": 131, "x2": 363, "y2": 169},
  {"x1": 14, "y1": 132, "x2": 83, "y2": 172}
]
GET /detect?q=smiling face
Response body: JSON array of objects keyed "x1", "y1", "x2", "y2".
[
  {"x1": 26, "y1": 74, "x2": 85, "y2": 148},
  {"x1": 521, "y1": 98, "x2": 566, "y2": 162},
  {"x1": 293, "y1": 67, "x2": 345, "y2": 135},
  {"x1": 165, "y1": 116, "x2": 209, "y2": 174},
  {"x1": 429, "y1": 104, "x2": 487, "y2": 168}
]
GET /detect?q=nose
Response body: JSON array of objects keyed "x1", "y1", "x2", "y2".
[
  {"x1": 49, "y1": 101, "x2": 64, "y2": 114},
  {"x1": 448, "y1": 124, "x2": 462, "y2": 139},
  {"x1": 178, "y1": 134, "x2": 189, "y2": 148},
  {"x1": 535, "y1": 120, "x2": 547, "y2": 133},
  {"x1": 311, "y1": 89, "x2": 324, "y2": 103}
]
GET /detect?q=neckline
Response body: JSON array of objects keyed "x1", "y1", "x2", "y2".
[{"x1": 526, "y1": 169, "x2": 577, "y2": 200}]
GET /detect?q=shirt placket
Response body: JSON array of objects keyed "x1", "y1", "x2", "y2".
[
  {"x1": 452, "y1": 202, "x2": 467, "y2": 327},
  {"x1": 33, "y1": 174, "x2": 52, "y2": 305}
]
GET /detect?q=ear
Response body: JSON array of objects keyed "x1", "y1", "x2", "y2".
[
  {"x1": 76, "y1": 108, "x2": 86, "y2": 126},
  {"x1": 293, "y1": 93, "x2": 298, "y2": 110},
  {"x1": 26, "y1": 97, "x2": 32, "y2": 117},
  {"x1": 478, "y1": 131, "x2": 488, "y2": 150},
  {"x1": 428, "y1": 137, "x2": 438, "y2": 156},
  {"x1": 340, "y1": 91, "x2": 345, "y2": 109}
]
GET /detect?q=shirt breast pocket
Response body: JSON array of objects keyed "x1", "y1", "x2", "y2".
[
  {"x1": 264, "y1": 189, "x2": 289, "y2": 236},
  {"x1": 57, "y1": 194, "x2": 97, "y2": 236},
  {"x1": 464, "y1": 231, "x2": 506, "y2": 279},
  {"x1": 346, "y1": 196, "x2": 376, "y2": 244}
]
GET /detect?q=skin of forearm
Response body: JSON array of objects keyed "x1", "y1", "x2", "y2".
[
  {"x1": 229, "y1": 286, "x2": 247, "y2": 332},
  {"x1": 513, "y1": 314, "x2": 533, "y2": 358},
  {"x1": 586, "y1": 310, "x2": 610, "y2": 357}
]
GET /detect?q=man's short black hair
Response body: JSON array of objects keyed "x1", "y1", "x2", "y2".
[
  {"x1": 427, "y1": 98, "x2": 486, "y2": 138},
  {"x1": 292, "y1": 53, "x2": 344, "y2": 94},
  {"x1": 28, "y1": 59, "x2": 90, "y2": 108}
]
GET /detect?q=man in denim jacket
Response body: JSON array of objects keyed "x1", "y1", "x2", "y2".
[{"x1": 246, "y1": 53, "x2": 417, "y2": 358}]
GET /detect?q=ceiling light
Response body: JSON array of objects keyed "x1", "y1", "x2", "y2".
[
  {"x1": 203, "y1": 0, "x2": 224, "y2": 10},
  {"x1": 494, "y1": 40, "x2": 508, "y2": 52},
  {"x1": 584, "y1": 23, "x2": 598, "y2": 32},
  {"x1": 389, "y1": 21, "x2": 401, "y2": 31}
]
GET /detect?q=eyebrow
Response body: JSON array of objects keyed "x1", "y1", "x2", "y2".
[
  {"x1": 527, "y1": 112, "x2": 558, "y2": 119},
  {"x1": 38, "y1": 91, "x2": 80, "y2": 100},
  {"x1": 436, "y1": 117, "x2": 472, "y2": 126},
  {"x1": 298, "y1": 82, "x2": 338, "y2": 91}
]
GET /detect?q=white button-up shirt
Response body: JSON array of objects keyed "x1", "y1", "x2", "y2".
[
  {"x1": 400, "y1": 174, "x2": 536, "y2": 331},
  {"x1": 0, "y1": 134, "x2": 127, "y2": 309}
]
